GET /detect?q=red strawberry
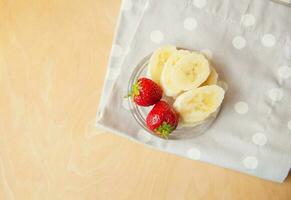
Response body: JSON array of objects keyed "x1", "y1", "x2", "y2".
[
  {"x1": 130, "y1": 77, "x2": 163, "y2": 106},
  {"x1": 146, "y1": 101, "x2": 179, "y2": 138}
]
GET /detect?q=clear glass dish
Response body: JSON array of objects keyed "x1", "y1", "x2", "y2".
[
  {"x1": 271, "y1": 0, "x2": 291, "y2": 7},
  {"x1": 127, "y1": 51, "x2": 226, "y2": 140}
]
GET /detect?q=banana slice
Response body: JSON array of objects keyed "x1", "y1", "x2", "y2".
[
  {"x1": 173, "y1": 85, "x2": 225, "y2": 124},
  {"x1": 202, "y1": 65, "x2": 218, "y2": 86},
  {"x1": 179, "y1": 120, "x2": 204, "y2": 128},
  {"x1": 171, "y1": 53, "x2": 210, "y2": 91},
  {"x1": 147, "y1": 45, "x2": 177, "y2": 85},
  {"x1": 161, "y1": 50, "x2": 191, "y2": 97},
  {"x1": 178, "y1": 109, "x2": 220, "y2": 128}
]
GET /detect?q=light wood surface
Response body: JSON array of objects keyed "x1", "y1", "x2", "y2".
[{"x1": 0, "y1": 0, "x2": 290, "y2": 199}]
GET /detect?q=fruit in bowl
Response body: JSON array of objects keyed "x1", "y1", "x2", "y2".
[
  {"x1": 128, "y1": 77, "x2": 162, "y2": 106},
  {"x1": 128, "y1": 45, "x2": 226, "y2": 139},
  {"x1": 146, "y1": 101, "x2": 179, "y2": 139},
  {"x1": 173, "y1": 85, "x2": 225, "y2": 126}
]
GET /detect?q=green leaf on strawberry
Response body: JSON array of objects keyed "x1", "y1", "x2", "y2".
[
  {"x1": 146, "y1": 101, "x2": 179, "y2": 139},
  {"x1": 155, "y1": 122, "x2": 174, "y2": 139},
  {"x1": 127, "y1": 77, "x2": 163, "y2": 106}
]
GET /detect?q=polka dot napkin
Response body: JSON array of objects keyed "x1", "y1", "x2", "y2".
[{"x1": 97, "y1": 0, "x2": 291, "y2": 182}]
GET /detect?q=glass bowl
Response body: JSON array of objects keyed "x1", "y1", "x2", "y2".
[
  {"x1": 271, "y1": 0, "x2": 291, "y2": 7},
  {"x1": 127, "y1": 51, "x2": 225, "y2": 140}
]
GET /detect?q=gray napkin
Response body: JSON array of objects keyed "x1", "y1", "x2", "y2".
[
  {"x1": 97, "y1": 0, "x2": 291, "y2": 182},
  {"x1": 97, "y1": 0, "x2": 147, "y2": 119}
]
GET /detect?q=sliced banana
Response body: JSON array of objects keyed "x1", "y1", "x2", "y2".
[
  {"x1": 178, "y1": 108, "x2": 220, "y2": 128},
  {"x1": 161, "y1": 50, "x2": 191, "y2": 97},
  {"x1": 173, "y1": 85, "x2": 225, "y2": 124},
  {"x1": 179, "y1": 120, "x2": 204, "y2": 128},
  {"x1": 147, "y1": 45, "x2": 177, "y2": 85},
  {"x1": 171, "y1": 53, "x2": 210, "y2": 91},
  {"x1": 202, "y1": 65, "x2": 218, "y2": 86}
]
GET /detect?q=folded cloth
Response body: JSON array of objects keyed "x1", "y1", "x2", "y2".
[
  {"x1": 97, "y1": 0, "x2": 148, "y2": 119},
  {"x1": 97, "y1": 0, "x2": 291, "y2": 182}
]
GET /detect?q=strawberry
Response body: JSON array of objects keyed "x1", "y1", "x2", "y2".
[
  {"x1": 146, "y1": 101, "x2": 179, "y2": 138},
  {"x1": 129, "y1": 77, "x2": 163, "y2": 106}
]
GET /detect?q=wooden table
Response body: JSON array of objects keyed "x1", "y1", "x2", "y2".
[{"x1": 0, "y1": 0, "x2": 290, "y2": 199}]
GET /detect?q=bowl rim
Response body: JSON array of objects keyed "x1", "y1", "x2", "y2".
[{"x1": 127, "y1": 48, "x2": 226, "y2": 140}]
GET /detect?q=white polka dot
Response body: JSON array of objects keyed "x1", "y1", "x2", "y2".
[
  {"x1": 232, "y1": 36, "x2": 246, "y2": 49},
  {"x1": 122, "y1": 98, "x2": 130, "y2": 110},
  {"x1": 241, "y1": 14, "x2": 256, "y2": 27},
  {"x1": 111, "y1": 44, "x2": 123, "y2": 57},
  {"x1": 278, "y1": 66, "x2": 291, "y2": 79},
  {"x1": 187, "y1": 148, "x2": 201, "y2": 160},
  {"x1": 268, "y1": 88, "x2": 283, "y2": 102},
  {"x1": 287, "y1": 120, "x2": 291, "y2": 131},
  {"x1": 234, "y1": 101, "x2": 249, "y2": 114},
  {"x1": 200, "y1": 49, "x2": 213, "y2": 59},
  {"x1": 183, "y1": 17, "x2": 197, "y2": 31},
  {"x1": 193, "y1": 0, "x2": 207, "y2": 8},
  {"x1": 243, "y1": 156, "x2": 258, "y2": 169},
  {"x1": 150, "y1": 30, "x2": 164, "y2": 44},
  {"x1": 137, "y1": 130, "x2": 152, "y2": 142},
  {"x1": 106, "y1": 68, "x2": 120, "y2": 80},
  {"x1": 252, "y1": 133, "x2": 267, "y2": 146},
  {"x1": 261, "y1": 34, "x2": 276, "y2": 47},
  {"x1": 122, "y1": 0, "x2": 132, "y2": 11}
]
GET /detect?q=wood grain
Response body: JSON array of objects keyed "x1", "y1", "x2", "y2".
[{"x1": 0, "y1": 0, "x2": 290, "y2": 199}]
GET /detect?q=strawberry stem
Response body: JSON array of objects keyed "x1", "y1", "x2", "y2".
[
  {"x1": 132, "y1": 81, "x2": 140, "y2": 96},
  {"x1": 124, "y1": 81, "x2": 140, "y2": 99},
  {"x1": 155, "y1": 122, "x2": 174, "y2": 139}
]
